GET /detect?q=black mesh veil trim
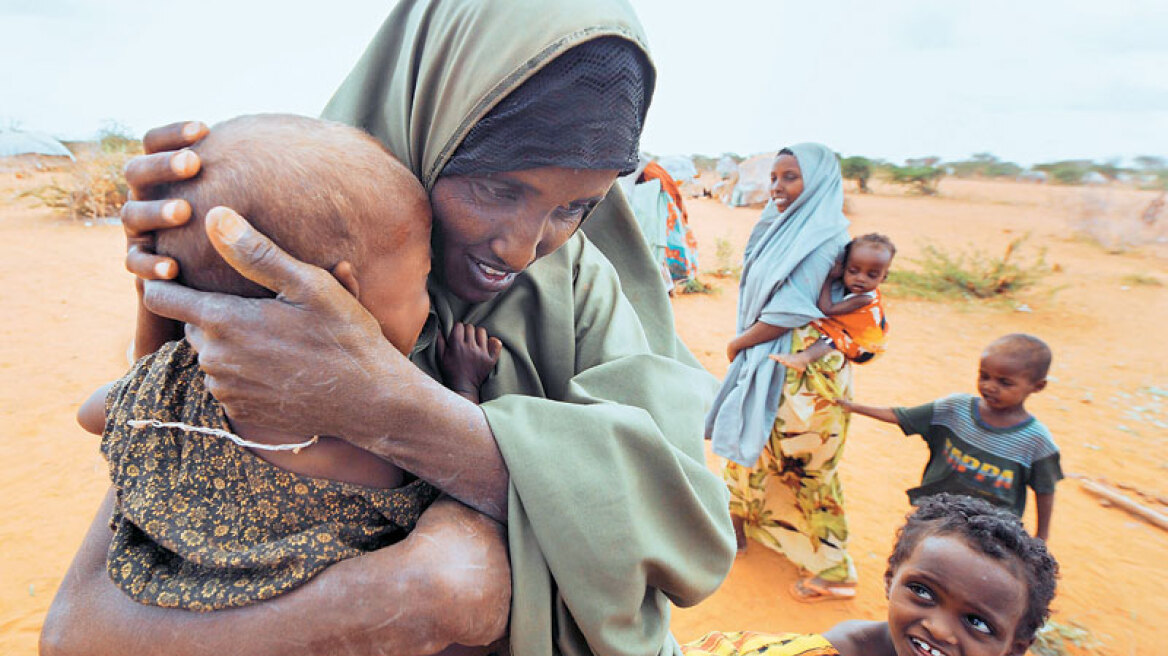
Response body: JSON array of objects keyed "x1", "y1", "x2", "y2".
[{"x1": 441, "y1": 36, "x2": 649, "y2": 177}]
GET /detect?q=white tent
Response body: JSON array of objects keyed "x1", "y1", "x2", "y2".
[
  {"x1": 656, "y1": 155, "x2": 698, "y2": 182},
  {"x1": 0, "y1": 130, "x2": 75, "y2": 160},
  {"x1": 715, "y1": 156, "x2": 738, "y2": 179},
  {"x1": 726, "y1": 152, "x2": 775, "y2": 207}
]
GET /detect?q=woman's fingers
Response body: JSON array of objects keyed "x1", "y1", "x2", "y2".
[
  {"x1": 124, "y1": 150, "x2": 201, "y2": 200},
  {"x1": 126, "y1": 244, "x2": 178, "y2": 280},
  {"x1": 141, "y1": 121, "x2": 208, "y2": 154},
  {"x1": 204, "y1": 207, "x2": 328, "y2": 301},
  {"x1": 141, "y1": 279, "x2": 237, "y2": 328},
  {"x1": 122, "y1": 199, "x2": 191, "y2": 236}
]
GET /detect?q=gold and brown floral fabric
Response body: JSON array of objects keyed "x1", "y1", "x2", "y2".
[{"x1": 102, "y1": 340, "x2": 438, "y2": 611}]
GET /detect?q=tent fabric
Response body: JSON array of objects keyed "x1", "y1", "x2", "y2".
[
  {"x1": 0, "y1": 130, "x2": 74, "y2": 159},
  {"x1": 727, "y1": 152, "x2": 775, "y2": 207},
  {"x1": 656, "y1": 155, "x2": 697, "y2": 182}
]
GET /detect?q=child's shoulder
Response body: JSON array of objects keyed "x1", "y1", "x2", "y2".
[{"x1": 821, "y1": 620, "x2": 893, "y2": 656}]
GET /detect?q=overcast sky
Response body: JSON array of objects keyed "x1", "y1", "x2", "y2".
[{"x1": 3, "y1": 0, "x2": 1166, "y2": 166}]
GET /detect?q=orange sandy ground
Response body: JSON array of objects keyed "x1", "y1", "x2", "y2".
[{"x1": 1, "y1": 173, "x2": 1166, "y2": 654}]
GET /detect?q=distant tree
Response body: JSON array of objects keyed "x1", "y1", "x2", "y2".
[
  {"x1": 905, "y1": 156, "x2": 941, "y2": 168},
  {"x1": 1133, "y1": 155, "x2": 1166, "y2": 172},
  {"x1": 840, "y1": 156, "x2": 873, "y2": 193},
  {"x1": 1033, "y1": 160, "x2": 1092, "y2": 185},
  {"x1": 889, "y1": 165, "x2": 943, "y2": 195}
]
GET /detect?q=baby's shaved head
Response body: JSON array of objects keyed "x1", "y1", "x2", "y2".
[
  {"x1": 156, "y1": 114, "x2": 430, "y2": 297},
  {"x1": 986, "y1": 333, "x2": 1052, "y2": 381}
]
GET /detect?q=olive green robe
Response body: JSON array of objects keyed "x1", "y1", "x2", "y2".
[{"x1": 323, "y1": 2, "x2": 735, "y2": 654}]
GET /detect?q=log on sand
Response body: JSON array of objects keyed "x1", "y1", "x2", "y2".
[{"x1": 1076, "y1": 477, "x2": 1168, "y2": 531}]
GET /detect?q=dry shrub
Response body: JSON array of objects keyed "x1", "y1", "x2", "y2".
[
  {"x1": 678, "y1": 277, "x2": 716, "y2": 295},
  {"x1": 21, "y1": 126, "x2": 141, "y2": 220},
  {"x1": 1031, "y1": 620, "x2": 1100, "y2": 656},
  {"x1": 709, "y1": 236, "x2": 742, "y2": 279},
  {"x1": 886, "y1": 235, "x2": 1049, "y2": 301},
  {"x1": 1071, "y1": 188, "x2": 1168, "y2": 255}
]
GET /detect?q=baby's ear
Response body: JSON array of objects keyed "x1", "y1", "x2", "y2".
[
  {"x1": 330, "y1": 261, "x2": 360, "y2": 299},
  {"x1": 1032, "y1": 377, "x2": 1048, "y2": 393}
]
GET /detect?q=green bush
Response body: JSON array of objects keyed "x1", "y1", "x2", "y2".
[
  {"x1": 888, "y1": 165, "x2": 943, "y2": 195},
  {"x1": 885, "y1": 236, "x2": 1048, "y2": 300},
  {"x1": 840, "y1": 156, "x2": 872, "y2": 193}
]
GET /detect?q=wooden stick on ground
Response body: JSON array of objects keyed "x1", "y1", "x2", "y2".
[{"x1": 1076, "y1": 477, "x2": 1168, "y2": 532}]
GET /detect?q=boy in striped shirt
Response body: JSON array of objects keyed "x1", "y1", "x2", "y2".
[{"x1": 839, "y1": 334, "x2": 1062, "y2": 540}]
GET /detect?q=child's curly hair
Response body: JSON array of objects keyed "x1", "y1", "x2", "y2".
[{"x1": 885, "y1": 494, "x2": 1058, "y2": 643}]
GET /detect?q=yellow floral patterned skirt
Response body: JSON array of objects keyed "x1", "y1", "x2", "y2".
[
  {"x1": 683, "y1": 631, "x2": 839, "y2": 656},
  {"x1": 723, "y1": 325, "x2": 856, "y2": 583}
]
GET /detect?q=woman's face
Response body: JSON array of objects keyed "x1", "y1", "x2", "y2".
[
  {"x1": 430, "y1": 167, "x2": 617, "y2": 303},
  {"x1": 769, "y1": 154, "x2": 804, "y2": 212}
]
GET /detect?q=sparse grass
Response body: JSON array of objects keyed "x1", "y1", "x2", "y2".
[
  {"x1": 709, "y1": 236, "x2": 742, "y2": 279},
  {"x1": 885, "y1": 235, "x2": 1049, "y2": 301},
  {"x1": 20, "y1": 125, "x2": 141, "y2": 220},
  {"x1": 1121, "y1": 273, "x2": 1163, "y2": 287},
  {"x1": 678, "y1": 277, "x2": 716, "y2": 295},
  {"x1": 1031, "y1": 620, "x2": 1100, "y2": 656}
]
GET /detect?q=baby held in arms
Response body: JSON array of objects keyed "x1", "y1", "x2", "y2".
[
  {"x1": 76, "y1": 114, "x2": 499, "y2": 611},
  {"x1": 772, "y1": 233, "x2": 895, "y2": 372}
]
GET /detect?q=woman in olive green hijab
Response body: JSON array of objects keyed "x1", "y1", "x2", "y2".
[{"x1": 44, "y1": 2, "x2": 735, "y2": 655}]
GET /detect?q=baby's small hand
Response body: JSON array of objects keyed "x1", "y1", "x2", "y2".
[
  {"x1": 828, "y1": 258, "x2": 846, "y2": 280},
  {"x1": 438, "y1": 322, "x2": 502, "y2": 397}
]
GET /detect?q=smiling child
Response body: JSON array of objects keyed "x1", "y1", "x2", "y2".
[{"x1": 683, "y1": 494, "x2": 1058, "y2": 656}]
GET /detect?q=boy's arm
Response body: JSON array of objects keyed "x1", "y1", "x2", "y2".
[
  {"x1": 77, "y1": 383, "x2": 115, "y2": 435},
  {"x1": 836, "y1": 399, "x2": 898, "y2": 424},
  {"x1": 1034, "y1": 492, "x2": 1054, "y2": 541},
  {"x1": 727, "y1": 321, "x2": 788, "y2": 361}
]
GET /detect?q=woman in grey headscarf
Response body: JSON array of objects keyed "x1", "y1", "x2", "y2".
[
  {"x1": 42, "y1": 2, "x2": 734, "y2": 655},
  {"x1": 705, "y1": 144, "x2": 858, "y2": 602}
]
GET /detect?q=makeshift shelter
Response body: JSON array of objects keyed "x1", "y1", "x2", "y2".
[
  {"x1": 715, "y1": 156, "x2": 738, "y2": 179},
  {"x1": 655, "y1": 155, "x2": 698, "y2": 183},
  {"x1": 726, "y1": 152, "x2": 775, "y2": 207},
  {"x1": 0, "y1": 130, "x2": 75, "y2": 171},
  {"x1": 623, "y1": 160, "x2": 700, "y2": 285}
]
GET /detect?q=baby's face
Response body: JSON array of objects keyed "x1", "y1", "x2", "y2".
[
  {"x1": 842, "y1": 243, "x2": 892, "y2": 295},
  {"x1": 886, "y1": 534, "x2": 1029, "y2": 656},
  {"x1": 355, "y1": 227, "x2": 432, "y2": 355}
]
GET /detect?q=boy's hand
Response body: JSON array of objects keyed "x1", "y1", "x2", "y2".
[
  {"x1": 437, "y1": 323, "x2": 502, "y2": 398},
  {"x1": 833, "y1": 398, "x2": 856, "y2": 412}
]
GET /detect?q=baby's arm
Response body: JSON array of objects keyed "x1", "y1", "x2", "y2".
[
  {"x1": 820, "y1": 294, "x2": 875, "y2": 317},
  {"x1": 1034, "y1": 492, "x2": 1054, "y2": 541},
  {"x1": 77, "y1": 382, "x2": 114, "y2": 435},
  {"x1": 835, "y1": 399, "x2": 898, "y2": 424},
  {"x1": 438, "y1": 323, "x2": 502, "y2": 404}
]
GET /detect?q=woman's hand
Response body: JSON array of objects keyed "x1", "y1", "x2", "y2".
[
  {"x1": 41, "y1": 492, "x2": 510, "y2": 656},
  {"x1": 726, "y1": 340, "x2": 741, "y2": 363},
  {"x1": 143, "y1": 207, "x2": 510, "y2": 518},
  {"x1": 122, "y1": 121, "x2": 209, "y2": 357},
  {"x1": 142, "y1": 207, "x2": 403, "y2": 440}
]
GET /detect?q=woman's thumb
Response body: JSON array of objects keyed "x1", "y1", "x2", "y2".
[{"x1": 205, "y1": 206, "x2": 317, "y2": 299}]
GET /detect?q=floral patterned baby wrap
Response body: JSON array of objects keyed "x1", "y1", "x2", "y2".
[
  {"x1": 813, "y1": 288, "x2": 887, "y2": 364},
  {"x1": 101, "y1": 340, "x2": 438, "y2": 611}
]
